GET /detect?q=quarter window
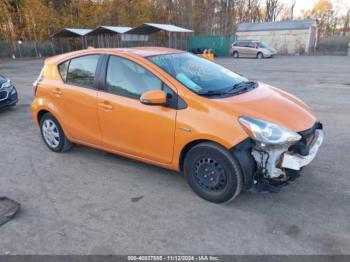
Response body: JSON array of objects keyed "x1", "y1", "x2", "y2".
[
  {"x1": 106, "y1": 56, "x2": 162, "y2": 99},
  {"x1": 67, "y1": 55, "x2": 100, "y2": 88},
  {"x1": 58, "y1": 60, "x2": 69, "y2": 82}
]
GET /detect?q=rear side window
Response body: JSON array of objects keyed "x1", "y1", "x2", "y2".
[
  {"x1": 67, "y1": 55, "x2": 100, "y2": 88},
  {"x1": 58, "y1": 60, "x2": 69, "y2": 82}
]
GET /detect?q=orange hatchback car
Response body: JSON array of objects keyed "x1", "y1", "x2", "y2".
[{"x1": 32, "y1": 47, "x2": 323, "y2": 203}]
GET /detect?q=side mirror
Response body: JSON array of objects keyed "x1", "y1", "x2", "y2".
[{"x1": 140, "y1": 89, "x2": 167, "y2": 106}]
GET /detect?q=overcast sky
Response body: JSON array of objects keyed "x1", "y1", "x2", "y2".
[
  {"x1": 281, "y1": 0, "x2": 349, "y2": 16},
  {"x1": 285, "y1": 0, "x2": 315, "y2": 15}
]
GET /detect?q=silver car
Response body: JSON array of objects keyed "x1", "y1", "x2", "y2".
[{"x1": 230, "y1": 40, "x2": 277, "y2": 59}]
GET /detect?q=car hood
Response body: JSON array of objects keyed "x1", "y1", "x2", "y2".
[
  {"x1": 212, "y1": 82, "x2": 316, "y2": 132},
  {"x1": 267, "y1": 47, "x2": 277, "y2": 53}
]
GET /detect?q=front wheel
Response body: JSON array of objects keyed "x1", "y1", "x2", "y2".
[
  {"x1": 184, "y1": 142, "x2": 243, "y2": 203},
  {"x1": 257, "y1": 52, "x2": 264, "y2": 59},
  {"x1": 40, "y1": 113, "x2": 72, "y2": 153},
  {"x1": 232, "y1": 51, "x2": 239, "y2": 58}
]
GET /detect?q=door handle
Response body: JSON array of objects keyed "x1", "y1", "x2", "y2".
[
  {"x1": 99, "y1": 101, "x2": 113, "y2": 111},
  {"x1": 52, "y1": 88, "x2": 63, "y2": 97}
]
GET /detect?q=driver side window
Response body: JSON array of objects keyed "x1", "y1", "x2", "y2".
[{"x1": 106, "y1": 56, "x2": 162, "y2": 99}]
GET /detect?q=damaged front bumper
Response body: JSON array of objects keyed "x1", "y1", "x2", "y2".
[
  {"x1": 250, "y1": 122, "x2": 323, "y2": 192},
  {"x1": 282, "y1": 129, "x2": 323, "y2": 171}
]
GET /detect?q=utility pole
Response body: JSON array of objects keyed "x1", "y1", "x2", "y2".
[{"x1": 291, "y1": 0, "x2": 296, "y2": 20}]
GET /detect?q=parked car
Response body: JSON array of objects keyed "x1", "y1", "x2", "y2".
[
  {"x1": 230, "y1": 40, "x2": 277, "y2": 59},
  {"x1": 0, "y1": 75, "x2": 18, "y2": 109},
  {"x1": 31, "y1": 47, "x2": 323, "y2": 203}
]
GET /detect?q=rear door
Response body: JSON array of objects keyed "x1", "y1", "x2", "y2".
[
  {"x1": 55, "y1": 54, "x2": 102, "y2": 146},
  {"x1": 237, "y1": 41, "x2": 250, "y2": 57}
]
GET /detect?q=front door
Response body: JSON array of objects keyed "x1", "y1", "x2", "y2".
[{"x1": 97, "y1": 55, "x2": 177, "y2": 164}]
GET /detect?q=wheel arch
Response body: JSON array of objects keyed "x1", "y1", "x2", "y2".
[
  {"x1": 179, "y1": 139, "x2": 214, "y2": 172},
  {"x1": 37, "y1": 109, "x2": 50, "y2": 123},
  {"x1": 256, "y1": 51, "x2": 263, "y2": 58},
  {"x1": 37, "y1": 108, "x2": 61, "y2": 126},
  {"x1": 232, "y1": 50, "x2": 239, "y2": 57},
  {"x1": 35, "y1": 106, "x2": 61, "y2": 126},
  {"x1": 179, "y1": 138, "x2": 256, "y2": 191},
  {"x1": 35, "y1": 108, "x2": 72, "y2": 141},
  {"x1": 229, "y1": 138, "x2": 256, "y2": 190}
]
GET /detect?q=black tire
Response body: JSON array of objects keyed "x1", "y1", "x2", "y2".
[
  {"x1": 184, "y1": 142, "x2": 243, "y2": 203},
  {"x1": 232, "y1": 51, "x2": 239, "y2": 58},
  {"x1": 39, "y1": 112, "x2": 72, "y2": 153},
  {"x1": 256, "y1": 52, "x2": 264, "y2": 59}
]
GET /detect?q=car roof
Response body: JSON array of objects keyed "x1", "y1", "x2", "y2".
[
  {"x1": 236, "y1": 40, "x2": 260, "y2": 42},
  {"x1": 119, "y1": 47, "x2": 185, "y2": 57},
  {"x1": 46, "y1": 47, "x2": 185, "y2": 64}
]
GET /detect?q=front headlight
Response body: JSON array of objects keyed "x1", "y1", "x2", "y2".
[
  {"x1": 238, "y1": 116, "x2": 301, "y2": 145},
  {"x1": 1, "y1": 80, "x2": 12, "y2": 89}
]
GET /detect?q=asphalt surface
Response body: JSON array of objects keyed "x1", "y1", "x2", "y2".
[{"x1": 0, "y1": 56, "x2": 349, "y2": 255}]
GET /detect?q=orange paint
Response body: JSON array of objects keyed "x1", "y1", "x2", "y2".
[{"x1": 32, "y1": 47, "x2": 317, "y2": 171}]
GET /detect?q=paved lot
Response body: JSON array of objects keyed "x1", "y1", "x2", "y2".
[{"x1": 0, "y1": 56, "x2": 349, "y2": 255}]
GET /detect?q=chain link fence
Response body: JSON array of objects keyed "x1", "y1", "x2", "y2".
[
  {"x1": 315, "y1": 36, "x2": 349, "y2": 55},
  {"x1": 0, "y1": 41, "x2": 61, "y2": 58},
  {"x1": 0, "y1": 38, "x2": 99, "y2": 58},
  {"x1": 188, "y1": 35, "x2": 237, "y2": 56},
  {"x1": 1, "y1": 35, "x2": 349, "y2": 58},
  {"x1": 0, "y1": 36, "x2": 188, "y2": 59}
]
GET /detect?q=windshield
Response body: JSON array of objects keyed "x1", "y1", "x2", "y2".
[
  {"x1": 258, "y1": 42, "x2": 267, "y2": 48},
  {"x1": 148, "y1": 53, "x2": 250, "y2": 96}
]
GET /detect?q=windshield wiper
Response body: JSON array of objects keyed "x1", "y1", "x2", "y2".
[
  {"x1": 197, "y1": 90, "x2": 227, "y2": 97},
  {"x1": 227, "y1": 81, "x2": 258, "y2": 94},
  {"x1": 198, "y1": 81, "x2": 258, "y2": 97}
]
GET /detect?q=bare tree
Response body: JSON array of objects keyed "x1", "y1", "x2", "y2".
[
  {"x1": 111, "y1": 0, "x2": 120, "y2": 25},
  {"x1": 265, "y1": 0, "x2": 280, "y2": 21},
  {"x1": 343, "y1": 8, "x2": 350, "y2": 35},
  {"x1": 332, "y1": 0, "x2": 350, "y2": 36},
  {"x1": 235, "y1": 0, "x2": 261, "y2": 23},
  {"x1": 215, "y1": 0, "x2": 236, "y2": 35}
]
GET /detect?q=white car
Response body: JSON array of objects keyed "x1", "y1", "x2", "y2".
[{"x1": 231, "y1": 40, "x2": 277, "y2": 59}]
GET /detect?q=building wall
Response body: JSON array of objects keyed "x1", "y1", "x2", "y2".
[{"x1": 236, "y1": 28, "x2": 314, "y2": 55}]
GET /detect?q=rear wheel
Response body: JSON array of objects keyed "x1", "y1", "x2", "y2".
[
  {"x1": 184, "y1": 142, "x2": 243, "y2": 203},
  {"x1": 257, "y1": 52, "x2": 264, "y2": 59},
  {"x1": 39, "y1": 113, "x2": 72, "y2": 153},
  {"x1": 232, "y1": 51, "x2": 239, "y2": 58}
]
